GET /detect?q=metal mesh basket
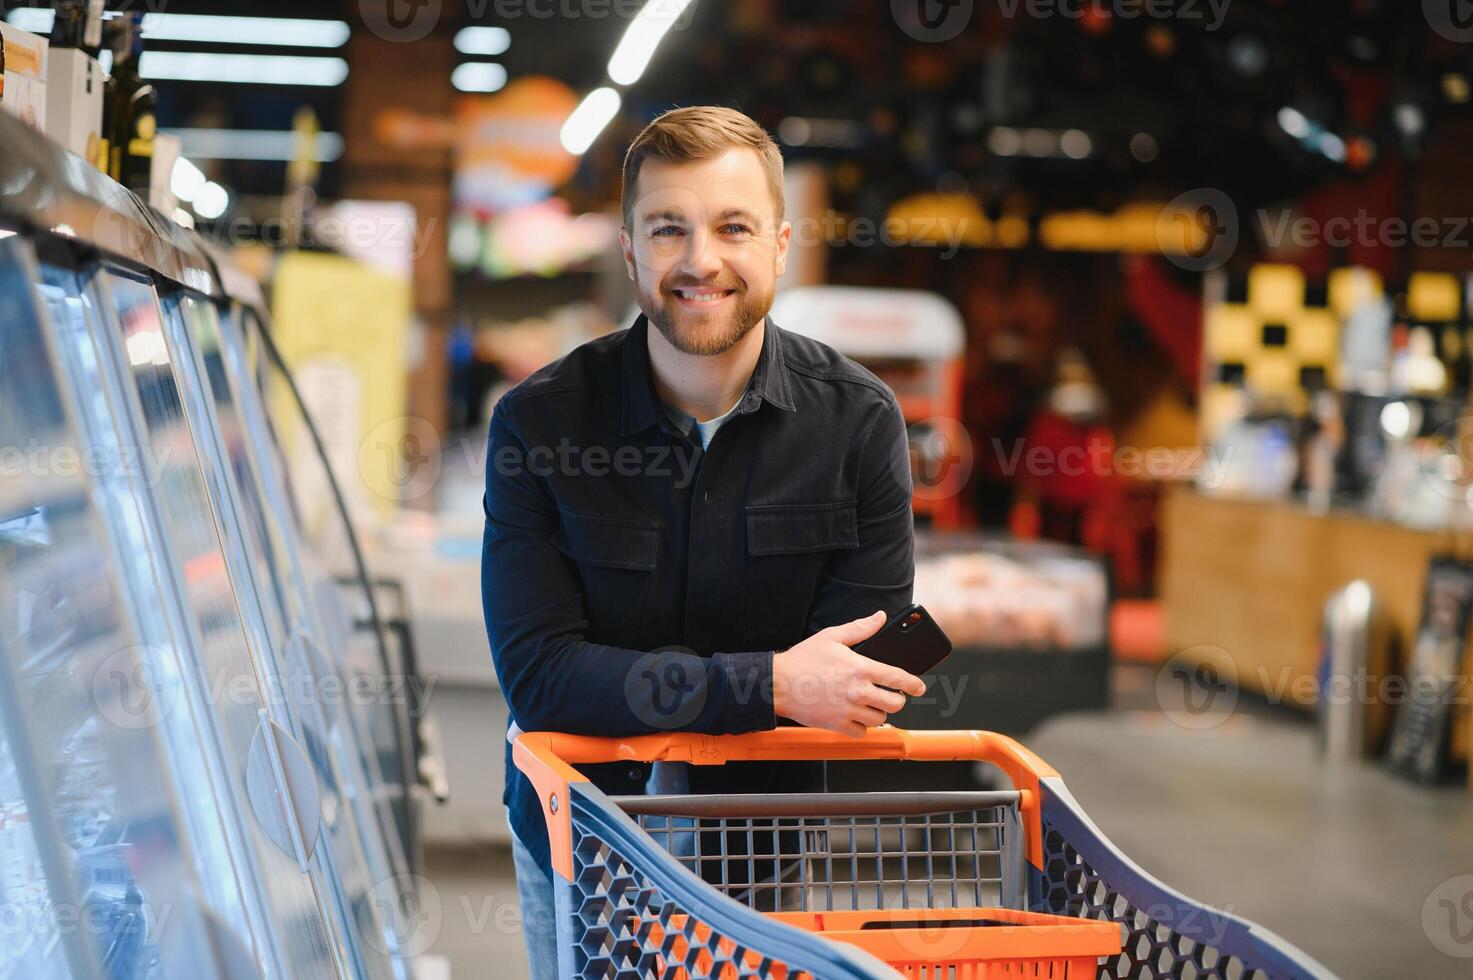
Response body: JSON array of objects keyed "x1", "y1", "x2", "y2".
[{"x1": 615, "y1": 791, "x2": 1026, "y2": 914}]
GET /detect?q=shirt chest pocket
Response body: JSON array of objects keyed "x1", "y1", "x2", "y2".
[
  {"x1": 743, "y1": 500, "x2": 858, "y2": 643},
  {"x1": 552, "y1": 511, "x2": 659, "y2": 642}
]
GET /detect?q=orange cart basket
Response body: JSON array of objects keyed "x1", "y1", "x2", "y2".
[{"x1": 513, "y1": 727, "x2": 1334, "y2": 980}]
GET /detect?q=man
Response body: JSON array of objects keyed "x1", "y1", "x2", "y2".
[{"x1": 481, "y1": 105, "x2": 924, "y2": 977}]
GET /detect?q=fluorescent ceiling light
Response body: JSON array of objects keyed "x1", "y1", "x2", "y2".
[
  {"x1": 455, "y1": 26, "x2": 511, "y2": 56},
  {"x1": 164, "y1": 128, "x2": 345, "y2": 163},
  {"x1": 140, "y1": 52, "x2": 348, "y2": 86},
  {"x1": 193, "y1": 182, "x2": 229, "y2": 220},
  {"x1": 6, "y1": 11, "x2": 348, "y2": 48},
  {"x1": 607, "y1": 0, "x2": 695, "y2": 86},
  {"x1": 561, "y1": 87, "x2": 621, "y2": 155},
  {"x1": 171, "y1": 157, "x2": 207, "y2": 201},
  {"x1": 140, "y1": 14, "x2": 349, "y2": 47},
  {"x1": 452, "y1": 62, "x2": 508, "y2": 93}
]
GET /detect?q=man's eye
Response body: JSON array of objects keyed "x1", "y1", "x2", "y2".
[
  {"x1": 652, "y1": 226, "x2": 683, "y2": 237},
  {"x1": 722, "y1": 224, "x2": 752, "y2": 236}
]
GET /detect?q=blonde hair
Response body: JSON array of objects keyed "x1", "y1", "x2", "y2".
[{"x1": 621, "y1": 106, "x2": 785, "y2": 227}]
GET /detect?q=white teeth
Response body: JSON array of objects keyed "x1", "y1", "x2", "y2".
[{"x1": 677, "y1": 289, "x2": 729, "y2": 301}]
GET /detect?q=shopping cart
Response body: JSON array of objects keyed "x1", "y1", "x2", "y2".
[{"x1": 513, "y1": 727, "x2": 1334, "y2": 979}]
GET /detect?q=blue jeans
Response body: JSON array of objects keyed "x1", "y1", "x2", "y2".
[{"x1": 510, "y1": 821, "x2": 560, "y2": 980}]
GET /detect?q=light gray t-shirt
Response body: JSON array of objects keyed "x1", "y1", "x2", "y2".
[{"x1": 659, "y1": 393, "x2": 744, "y2": 450}]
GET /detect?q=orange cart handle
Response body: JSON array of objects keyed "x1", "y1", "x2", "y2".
[{"x1": 512, "y1": 726, "x2": 1057, "y2": 879}]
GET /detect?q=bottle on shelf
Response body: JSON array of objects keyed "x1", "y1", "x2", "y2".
[{"x1": 102, "y1": 13, "x2": 157, "y2": 195}]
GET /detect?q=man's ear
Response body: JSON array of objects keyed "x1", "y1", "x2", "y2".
[
  {"x1": 774, "y1": 219, "x2": 793, "y2": 278},
  {"x1": 619, "y1": 226, "x2": 636, "y2": 281}
]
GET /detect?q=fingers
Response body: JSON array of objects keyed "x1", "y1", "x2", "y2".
[
  {"x1": 825, "y1": 609, "x2": 888, "y2": 646},
  {"x1": 850, "y1": 705, "x2": 887, "y2": 729},
  {"x1": 854, "y1": 683, "x2": 906, "y2": 714},
  {"x1": 865, "y1": 661, "x2": 926, "y2": 698},
  {"x1": 842, "y1": 720, "x2": 867, "y2": 739}
]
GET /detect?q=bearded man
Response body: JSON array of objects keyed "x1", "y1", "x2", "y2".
[{"x1": 482, "y1": 105, "x2": 923, "y2": 978}]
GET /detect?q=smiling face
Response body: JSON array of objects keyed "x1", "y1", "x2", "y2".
[{"x1": 621, "y1": 147, "x2": 791, "y2": 356}]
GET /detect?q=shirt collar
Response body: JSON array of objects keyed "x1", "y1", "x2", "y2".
[{"x1": 619, "y1": 312, "x2": 797, "y2": 437}]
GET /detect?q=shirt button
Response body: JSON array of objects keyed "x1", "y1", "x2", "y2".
[
  {"x1": 703, "y1": 489, "x2": 711, "y2": 503},
  {"x1": 626, "y1": 767, "x2": 643, "y2": 783}
]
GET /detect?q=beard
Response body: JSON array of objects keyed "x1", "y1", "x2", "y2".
[{"x1": 634, "y1": 268, "x2": 775, "y2": 357}]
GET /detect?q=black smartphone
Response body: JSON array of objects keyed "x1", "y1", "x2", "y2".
[{"x1": 850, "y1": 604, "x2": 952, "y2": 676}]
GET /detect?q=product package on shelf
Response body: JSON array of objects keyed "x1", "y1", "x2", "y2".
[
  {"x1": 0, "y1": 22, "x2": 49, "y2": 133},
  {"x1": 914, "y1": 536, "x2": 1108, "y2": 651}
]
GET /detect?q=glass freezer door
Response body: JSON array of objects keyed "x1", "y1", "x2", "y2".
[
  {"x1": 162, "y1": 292, "x2": 410, "y2": 980},
  {"x1": 237, "y1": 309, "x2": 419, "y2": 898},
  {"x1": 0, "y1": 237, "x2": 267, "y2": 980},
  {"x1": 80, "y1": 264, "x2": 347, "y2": 980}
]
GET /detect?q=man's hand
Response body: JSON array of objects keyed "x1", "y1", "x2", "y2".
[{"x1": 772, "y1": 610, "x2": 927, "y2": 738}]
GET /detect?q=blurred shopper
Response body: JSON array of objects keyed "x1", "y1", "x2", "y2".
[{"x1": 481, "y1": 106, "x2": 925, "y2": 977}]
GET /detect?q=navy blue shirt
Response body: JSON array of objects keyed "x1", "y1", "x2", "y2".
[{"x1": 482, "y1": 312, "x2": 915, "y2": 872}]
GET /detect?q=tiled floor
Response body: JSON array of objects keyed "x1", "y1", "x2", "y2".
[{"x1": 422, "y1": 665, "x2": 1473, "y2": 979}]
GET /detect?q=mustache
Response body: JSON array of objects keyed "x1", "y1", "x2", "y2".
[{"x1": 663, "y1": 280, "x2": 743, "y2": 292}]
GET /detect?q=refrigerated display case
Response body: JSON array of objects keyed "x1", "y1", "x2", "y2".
[
  {"x1": 0, "y1": 108, "x2": 433, "y2": 978},
  {"x1": 900, "y1": 532, "x2": 1111, "y2": 735}
]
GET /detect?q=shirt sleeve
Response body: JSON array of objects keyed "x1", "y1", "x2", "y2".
[
  {"x1": 482, "y1": 398, "x2": 776, "y2": 737},
  {"x1": 804, "y1": 394, "x2": 916, "y2": 633}
]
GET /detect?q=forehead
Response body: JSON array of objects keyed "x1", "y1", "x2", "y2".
[{"x1": 630, "y1": 147, "x2": 776, "y2": 220}]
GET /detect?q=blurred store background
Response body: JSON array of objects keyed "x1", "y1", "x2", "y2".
[{"x1": 5, "y1": 1, "x2": 1473, "y2": 977}]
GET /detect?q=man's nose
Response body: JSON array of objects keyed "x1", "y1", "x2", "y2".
[{"x1": 677, "y1": 228, "x2": 723, "y2": 279}]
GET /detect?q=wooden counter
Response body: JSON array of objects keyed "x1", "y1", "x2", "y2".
[{"x1": 1160, "y1": 486, "x2": 1470, "y2": 781}]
